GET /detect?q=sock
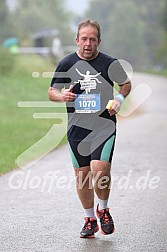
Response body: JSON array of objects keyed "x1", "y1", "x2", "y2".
[
  {"x1": 98, "y1": 199, "x2": 108, "y2": 211},
  {"x1": 84, "y1": 207, "x2": 96, "y2": 218}
]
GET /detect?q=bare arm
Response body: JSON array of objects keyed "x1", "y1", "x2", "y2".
[
  {"x1": 48, "y1": 85, "x2": 76, "y2": 102},
  {"x1": 118, "y1": 81, "x2": 131, "y2": 98}
]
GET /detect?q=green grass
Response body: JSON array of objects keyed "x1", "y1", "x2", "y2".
[
  {"x1": 0, "y1": 55, "x2": 67, "y2": 175},
  {"x1": 144, "y1": 69, "x2": 167, "y2": 77}
]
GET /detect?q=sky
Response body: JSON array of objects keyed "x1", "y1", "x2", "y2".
[
  {"x1": 6, "y1": 0, "x2": 90, "y2": 14},
  {"x1": 65, "y1": 0, "x2": 89, "y2": 15}
]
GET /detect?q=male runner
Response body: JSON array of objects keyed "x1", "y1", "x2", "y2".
[{"x1": 48, "y1": 19, "x2": 131, "y2": 238}]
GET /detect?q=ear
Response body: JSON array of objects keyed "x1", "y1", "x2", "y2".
[
  {"x1": 98, "y1": 39, "x2": 101, "y2": 46},
  {"x1": 75, "y1": 37, "x2": 79, "y2": 45}
]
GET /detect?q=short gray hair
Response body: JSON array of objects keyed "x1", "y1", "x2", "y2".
[{"x1": 77, "y1": 19, "x2": 101, "y2": 42}]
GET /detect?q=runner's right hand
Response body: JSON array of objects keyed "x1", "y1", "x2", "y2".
[{"x1": 62, "y1": 85, "x2": 77, "y2": 102}]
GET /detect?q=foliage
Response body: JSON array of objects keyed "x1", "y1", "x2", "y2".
[
  {"x1": 14, "y1": 0, "x2": 74, "y2": 45},
  {"x1": 105, "y1": 0, "x2": 146, "y2": 69},
  {"x1": 158, "y1": 0, "x2": 167, "y2": 68},
  {"x1": 1, "y1": 0, "x2": 75, "y2": 47},
  {"x1": 2, "y1": 0, "x2": 166, "y2": 69},
  {"x1": 161, "y1": 0, "x2": 167, "y2": 31},
  {"x1": 0, "y1": 0, "x2": 15, "y2": 43},
  {"x1": 135, "y1": 0, "x2": 165, "y2": 68},
  {"x1": 155, "y1": 32, "x2": 167, "y2": 68},
  {"x1": 85, "y1": 0, "x2": 166, "y2": 70},
  {"x1": 0, "y1": 48, "x2": 16, "y2": 76}
]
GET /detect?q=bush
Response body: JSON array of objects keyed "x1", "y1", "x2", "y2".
[{"x1": 0, "y1": 48, "x2": 16, "y2": 76}]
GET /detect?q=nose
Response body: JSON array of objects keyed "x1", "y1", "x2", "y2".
[{"x1": 85, "y1": 39, "x2": 91, "y2": 46}]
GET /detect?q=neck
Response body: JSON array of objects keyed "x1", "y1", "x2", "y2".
[{"x1": 76, "y1": 51, "x2": 99, "y2": 61}]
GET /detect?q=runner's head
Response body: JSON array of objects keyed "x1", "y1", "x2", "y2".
[
  {"x1": 77, "y1": 19, "x2": 101, "y2": 42},
  {"x1": 76, "y1": 19, "x2": 101, "y2": 61}
]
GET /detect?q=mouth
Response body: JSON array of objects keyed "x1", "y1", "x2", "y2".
[{"x1": 84, "y1": 48, "x2": 92, "y2": 53}]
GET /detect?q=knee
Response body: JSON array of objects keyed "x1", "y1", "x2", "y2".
[
  {"x1": 91, "y1": 161, "x2": 111, "y2": 178},
  {"x1": 92, "y1": 168, "x2": 111, "y2": 179},
  {"x1": 74, "y1": 168, "x2": 92, "y2": 184}
]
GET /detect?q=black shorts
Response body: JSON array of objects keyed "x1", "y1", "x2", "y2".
[{"x1": 68, "y1": 133, "x2": 116, "y2": 168}]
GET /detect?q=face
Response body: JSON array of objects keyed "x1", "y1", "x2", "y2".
[{"x1": 76, "y1": 25, "x2": 101, "y2": 60}]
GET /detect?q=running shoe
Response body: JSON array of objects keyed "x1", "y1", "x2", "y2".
[
  {"x1": 80, "y1": 217, "x2": 99, "y2": 238},
  {"x1": 96, "y1": 204, "x2": 115, "y2": 235}
]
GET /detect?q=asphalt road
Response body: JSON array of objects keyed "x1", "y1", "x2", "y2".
[{"x1": 0, "y1": 73, "x2": 167, "y2": 252}]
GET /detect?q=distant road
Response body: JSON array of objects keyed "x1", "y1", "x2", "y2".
[{"x1": 0, "y1": 73, "x2": 167, "y2": 252}]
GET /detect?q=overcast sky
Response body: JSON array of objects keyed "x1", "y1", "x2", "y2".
[
  {"x1": 6, "y1": 0, "x2": 89, "y2": 14},
  {"x1": 65, "y1": 0, "x2": 89, "y2": 15}
]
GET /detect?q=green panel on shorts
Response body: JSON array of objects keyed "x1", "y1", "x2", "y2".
[
  {"x1": 68, "y1": 144, "x2": 80, "y2": 168},
  {"x1": 100, "y1": 135, "x2": 115, "y2": 162}
]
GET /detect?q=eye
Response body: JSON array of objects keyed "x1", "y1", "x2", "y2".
[{"x1": 81, "y1": 37, "x2": 87, "y2": 41}]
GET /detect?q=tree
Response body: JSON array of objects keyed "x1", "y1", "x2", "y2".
[
  {"x1": 86, "y1": 0, "x2": 146, "y2": 69},
  {"x1": 85, "y1": 0, "x2": 166, "y2": 70},
  {"x1": 156, "y1": 0, "x2": 167, "y2": 68},
  {"x1": 0, "y1": 0, "x2": 15, "y2": 43},
  {"x1": 10, "y1": 0, "x2": 74, "y2": 46},
  {"x1": 162, "y1": 0, "x2": 167, "y2": 31},
  {"x1": 133, "y1": 0, "x2": 165, "y2": 68},
  {"x1": 107, "y1": 0, "x2": 147, "y2": 69}
]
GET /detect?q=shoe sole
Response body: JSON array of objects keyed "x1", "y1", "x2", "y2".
[
  {"x1": 101, "y1": 227, "x2": 115, "y2": 235},
  {"x1": 80, "y1": 234, "x2": 95, "y2": 238},
  {"x1": 80, "y1": 226, "x2": 99, "y2": 238}
]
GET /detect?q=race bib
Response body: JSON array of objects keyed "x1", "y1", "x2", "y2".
[{"x1": 75, "y1": 94, "x2": 101, "y2": 113}]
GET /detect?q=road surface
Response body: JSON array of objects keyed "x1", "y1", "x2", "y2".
[{"x1": 0, "y1": 73, "x2": 167, "y2": 252}]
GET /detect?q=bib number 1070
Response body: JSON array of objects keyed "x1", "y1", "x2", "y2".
[
  {"x1": 79, "y1": 100, "x2": 96, "y2": 108},
  {"x1": 75, "y1": 94, "x2": 101, "y2": 113}
]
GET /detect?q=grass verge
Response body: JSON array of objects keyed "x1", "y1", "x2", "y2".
[
  {"x1": 144, "y1": 69, "x2": 167, "y2": 77},
  {"x1": 0, "y1": 55, "x2": 67, "y2": 175}
]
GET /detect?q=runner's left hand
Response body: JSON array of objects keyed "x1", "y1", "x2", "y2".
[{"x1": 108, "y1": 99, "x2": 121, "y2": 116}]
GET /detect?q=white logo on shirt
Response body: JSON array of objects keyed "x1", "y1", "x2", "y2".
[{"x1": 74, "y1": 68, "x2": 101, "y2": 94}]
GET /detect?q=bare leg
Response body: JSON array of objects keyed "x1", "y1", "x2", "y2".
[
  {"x1": 91, "y1": 160, "x2": 111, "y2": 200},
  {"x1": 74, "y1": 166, "x2": 94, "y2": 209}
]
